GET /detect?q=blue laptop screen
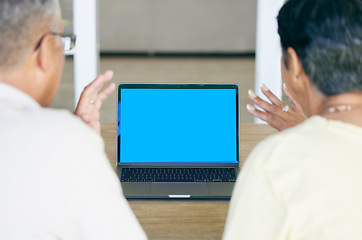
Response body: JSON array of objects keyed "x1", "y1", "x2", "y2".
[{"x1": 118, "y1": 87, "x2": 238, "y2": 164}]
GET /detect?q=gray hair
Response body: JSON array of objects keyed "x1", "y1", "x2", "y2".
[
  {"x1": 0, "y1": 0, "x2": 61, "y2": 73},
  {"x1": 278, "y1": 0, "x2": 362, "y2": 96}
]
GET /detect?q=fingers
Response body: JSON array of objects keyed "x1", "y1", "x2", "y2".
[
  {"x1": 247, "y1": 84, "x2": 307, "y2": 131},
  {"x1": 74, "y1": 70, "x2": 115, "y2": 133},
  {"x1": 246, "y1": 104, "x2": 272, "y2": 122},
  {"x1": 103, "y1": 69, "x2": 114, "y2": 79},
  {"x1": 246, "y1": 104, "x2": 288, "y2": 131},
  {"x1": 282, "y1": 84, "x2": 303, "y2": 112},
  {"x1": 260, "y1": 84, "x2": 285, "y2": 109},
  {"x1": 98, "y1": 82, "x2": 116, "y2": 103},
  {"x1": 83, "y1": 70, "x2": 114, "y2": 96},
  {"x1": 248, "y1": 89, "x2": 284, "y2": 115}
]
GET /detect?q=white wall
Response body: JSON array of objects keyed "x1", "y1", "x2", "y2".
[
  {"x1": 60, "y1": 0, "x2": 257, "y2": 52},
  {"x1": 98, "y1": 0, "x2": 256, "y2": 52}
]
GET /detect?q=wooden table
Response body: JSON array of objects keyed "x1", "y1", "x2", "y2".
[{"x1": 101, "y1": 124, "x2": 277, "y2": 240}]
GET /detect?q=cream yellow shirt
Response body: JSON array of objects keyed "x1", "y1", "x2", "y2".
[
  {"x1": 223, "y1": 116, "x2": 362, "y2": 240},
  {"x1": 0, "y1": 83, "x2": 147, "y2": 240}
]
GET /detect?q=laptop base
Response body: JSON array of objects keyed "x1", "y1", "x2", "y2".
[{"x1": 117, "y1": 167, "x2": 237, "y2": 199}]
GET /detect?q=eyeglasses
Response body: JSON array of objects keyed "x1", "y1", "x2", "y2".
[{"x1": 35, "y1": 32, "x2": 76, "y2": 52}]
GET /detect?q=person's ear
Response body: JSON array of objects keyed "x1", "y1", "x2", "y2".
[
  {"x1": 35, "y1": 34, "x2": 54, "y2": 74},
  {"x1": 287, "y1": 47, "x2": 306, "y2": 80},
  {"x1": 30, "y1": 34, "x2": 58, "y2": 106}
]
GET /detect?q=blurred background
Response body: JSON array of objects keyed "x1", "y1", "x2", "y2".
[{"x1": 53, "y1": 0, "x2": 258, "y2": 123}]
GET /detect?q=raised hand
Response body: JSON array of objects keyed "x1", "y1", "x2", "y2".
[
  {"x1": 74, "y1": 70, "x2": 116, "y2": 134},
  {"x1": 246, "y1": 83, "x2": 307, "y2": 131}
]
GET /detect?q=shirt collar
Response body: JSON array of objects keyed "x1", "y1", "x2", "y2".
[{"x1": 0, "y1": 82, "x2": 41, "y2": 110}]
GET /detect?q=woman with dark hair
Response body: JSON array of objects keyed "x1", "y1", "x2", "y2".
[{"x1": 223, "y1": 0, "x2": 362, "y2": 239}]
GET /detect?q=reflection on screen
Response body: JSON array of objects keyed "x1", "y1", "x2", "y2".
[{"x1": 118, "y1": 89, "x2": 237, "y2": 163}]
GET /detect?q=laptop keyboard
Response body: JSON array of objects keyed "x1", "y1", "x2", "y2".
[{"x1": 120, "y1": 168, "x2": 237, "y2": 182}]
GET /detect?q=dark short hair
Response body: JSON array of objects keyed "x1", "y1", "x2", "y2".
[{"x1": 277, "y1": 0, "x2": 362, "y2": 96}]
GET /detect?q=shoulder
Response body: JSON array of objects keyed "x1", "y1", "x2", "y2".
[
  {"x1": 245, "y1": 116, "x2": 328, "y2": 167},
  {"x1": 250, "y1": 115, "x2": 362, "y2": 164},
  {"x1": 37, "y1": 108, "x2": 95, "y2": 133},
  {"x1": 229, "y1": 117, "x2": 362, "y2": 238},
  {"x1": 241, "y1": 115, "x2": 362, "y2": 197},
  {"x1": 32, "y1": 108, "x2": 102, "y2": 145},
  {"x1": 33, "y1": 108, "x2": 116, "y2": 192},
  {"x1": 22, "y1": 107, "x2": 107, "y2": 168}
]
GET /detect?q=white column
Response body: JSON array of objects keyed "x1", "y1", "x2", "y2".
[
  {"x1": 72, "y1": 0, "x2": 99, "y2": 107},
  {"x1": 254, "y1": 0, "x2": 284, "y2": 123}
]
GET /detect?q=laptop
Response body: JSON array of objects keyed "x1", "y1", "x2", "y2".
[{"x1": 116, "y1": 83, "x2": 240, "y2": 199}]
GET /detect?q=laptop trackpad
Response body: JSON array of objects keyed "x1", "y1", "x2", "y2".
[{"x1": 151, "y1": 183, "x2": 208, "y2": 196}]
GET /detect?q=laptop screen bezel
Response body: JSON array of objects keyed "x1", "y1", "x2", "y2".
[{"x1": 116, "y1": 83, "x2": 240, "y2": 167}]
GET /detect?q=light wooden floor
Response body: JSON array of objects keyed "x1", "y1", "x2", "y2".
[{"x1": 51, "y1": 57, "x2": 255, "y2": 123}]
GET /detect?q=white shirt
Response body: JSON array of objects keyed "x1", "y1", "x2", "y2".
[
  {"x1": 0, "y1": 83, "x2": 147, "y2": 240},
  {"x1": 223, "y1": 116, "x2": 362, "y2": 240}
]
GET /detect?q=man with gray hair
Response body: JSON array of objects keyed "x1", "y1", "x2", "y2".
[{"x1": 0, "y1": 0, "x2": 147, "y2": 239}]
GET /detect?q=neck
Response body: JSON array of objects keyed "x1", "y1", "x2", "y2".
[
  {"x1": 317, "y1": 91, "x2": 362, "y2": 126},
  {"x1": 0, "y1": 68, "x2": 27, "y2": 91},
  {"x1": 0, "y1": 66, "x2": 40, "y2": 104}
]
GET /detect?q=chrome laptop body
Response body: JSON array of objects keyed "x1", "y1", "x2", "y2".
[{"x1": 116, "y1": 83, "x2": 240, "y2": 199}]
